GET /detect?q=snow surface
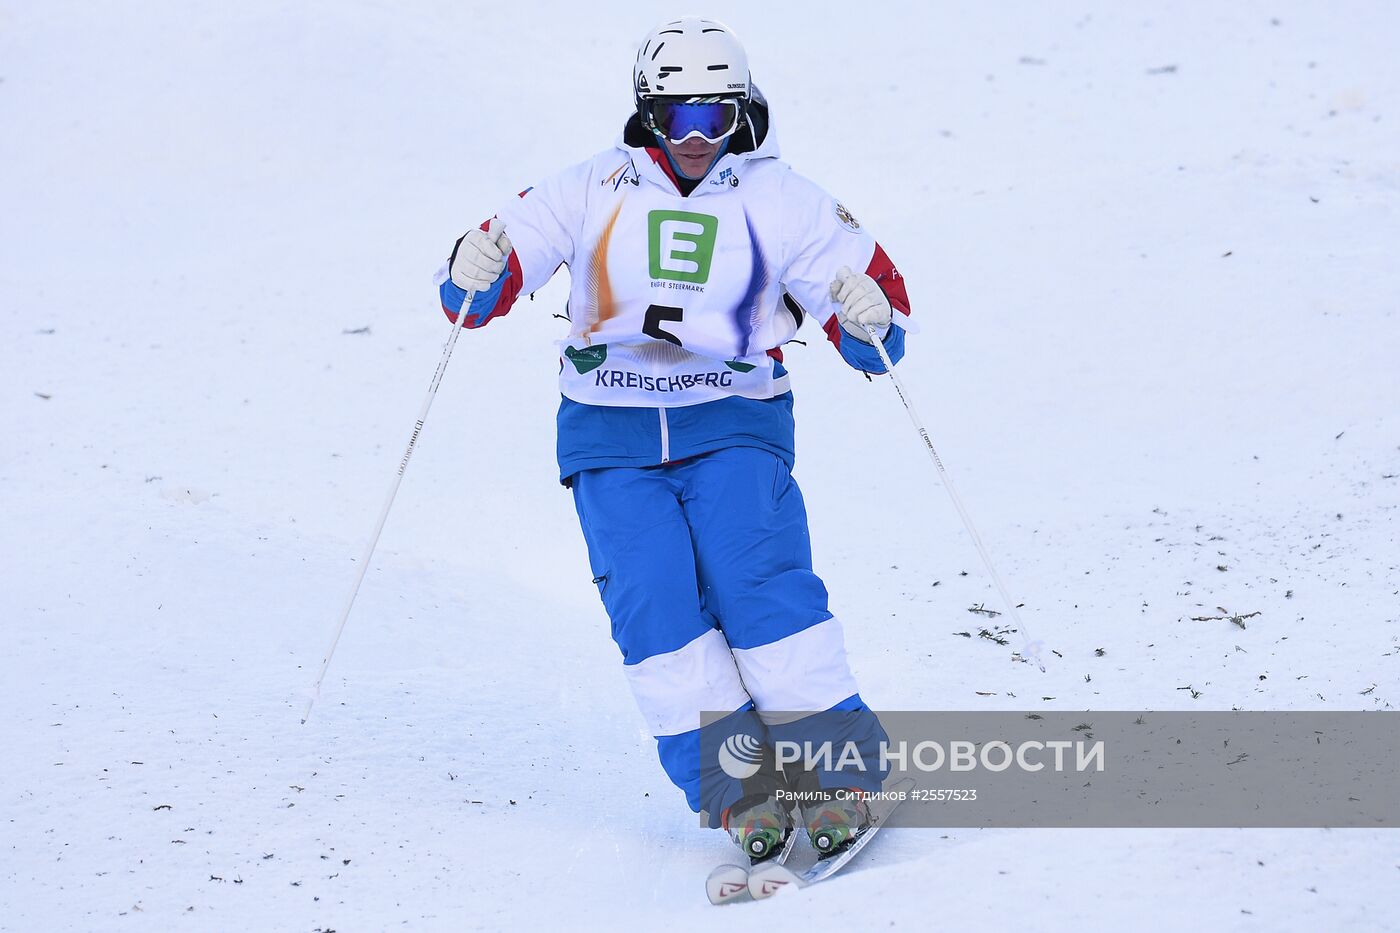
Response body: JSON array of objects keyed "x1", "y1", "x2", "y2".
[{"x1": 2, "y1": 1, "x2": 1397, "y2": 930}]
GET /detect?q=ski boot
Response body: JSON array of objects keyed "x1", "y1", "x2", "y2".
[
  {"x1": 722, "y1": 794, "x2": 792, "y2": 864},
  {"x1": 802, "y1": 790, "x2": 872, "y2": 858}
]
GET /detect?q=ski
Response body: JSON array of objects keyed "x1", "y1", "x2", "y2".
[
  {"x1": 705, "y1": 824, "x2": 801, "y2": 905},
  {"x1": 746, "y1": 778, "x2": 915, "y2": 899}
]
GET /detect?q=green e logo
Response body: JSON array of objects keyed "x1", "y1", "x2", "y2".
[{"x1": 648, "y1": 210, "x2": 718, "y2": 283}]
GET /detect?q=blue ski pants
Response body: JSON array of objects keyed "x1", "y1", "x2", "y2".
[{"x1": 570, "y1": 446, "x2": 885, "y2": 824}]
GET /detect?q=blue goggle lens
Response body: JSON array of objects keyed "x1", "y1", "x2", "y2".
[{"x1": 649, "y1": 98, "x2": 741, "y2": 143}]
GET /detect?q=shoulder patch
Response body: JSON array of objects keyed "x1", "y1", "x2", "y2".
[{"x1": 834, "y1": 202, "x2": 861, "y2": 232}]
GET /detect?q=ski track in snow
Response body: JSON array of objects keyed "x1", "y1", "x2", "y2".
[{"x1": 2, "y1": 1, "x2": 1397, "y2": 930}]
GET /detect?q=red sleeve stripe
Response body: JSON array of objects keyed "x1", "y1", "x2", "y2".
[
  {"x1": 822, "y1": 313, "x2": 844, "y2": 348},
  {"x1": 488, "y1": 250, "x2": 525, "y2": 324},
  {"x1": 867, "y1": 242, "x2": 911, "y2": 319}
]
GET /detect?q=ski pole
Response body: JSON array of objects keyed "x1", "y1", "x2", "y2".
[
  {"x1": 863, "y1": 323, "x2": 1046, "y2": 672},
  {"x1": 301, "y1": 287, "x2": 477, "y2": 723}
]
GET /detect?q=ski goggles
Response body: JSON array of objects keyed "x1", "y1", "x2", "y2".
[{"x1": 645, "y1": 97, "x2": 743, "y2": 144}]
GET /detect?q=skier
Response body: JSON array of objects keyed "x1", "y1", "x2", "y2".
[{"x1": 437, "y1": 16, "x2": 912, "y2": 862}]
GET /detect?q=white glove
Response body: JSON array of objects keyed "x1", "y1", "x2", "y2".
[
  {"x1": 829, "y1": 266, "x2": 892, "y2": 343},
  {"x1": 449, "y1": 218, "x2": 513, "y2": 293}
]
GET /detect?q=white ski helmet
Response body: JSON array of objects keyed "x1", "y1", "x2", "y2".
[{"x1": 633, "y1": 16, "x2": 751, "y2": 104}]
